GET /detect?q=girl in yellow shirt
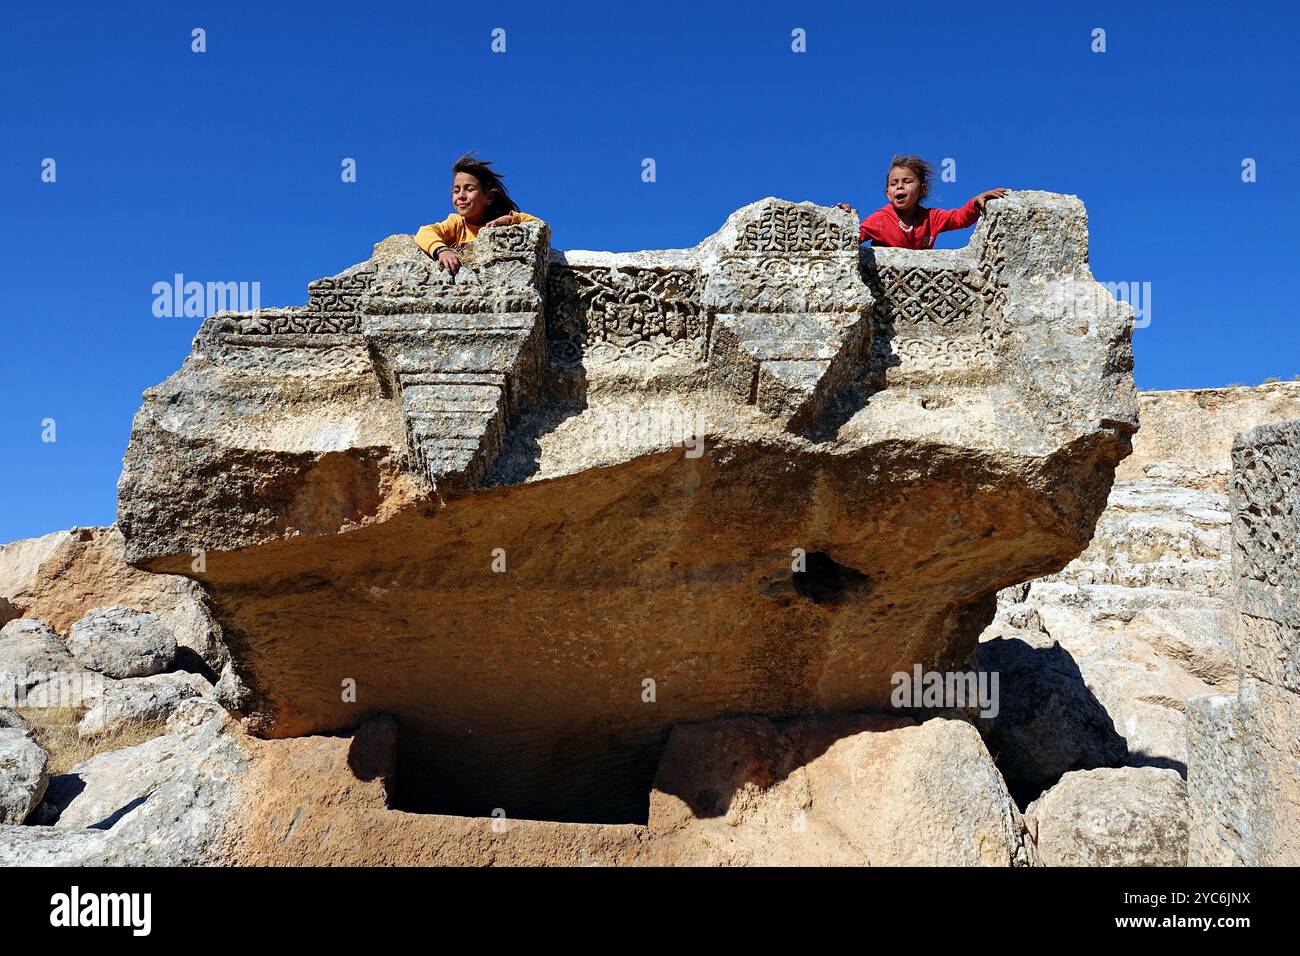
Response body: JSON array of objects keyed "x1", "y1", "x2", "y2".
[{"x1": 414, "y1": 154, "x2": 543, "y2": 276}]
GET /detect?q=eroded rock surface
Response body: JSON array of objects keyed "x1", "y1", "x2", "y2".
[
  {"x1": 0, "y1": 526, "x2": 227, "y2": 670},
  {"x1": 68, "y1": 605, "x2": 177, "y2": 679},
  {"x1": 648, "y1": 713, "x2": 1037, "y2": 866},
  {"x1": 1025, "y1": 766, "x2": 1188, "y2": 867},
  {"x1": 115, "y1": 194, "x2": 1136, "y2": 822},
  {"x1": 0, "y1": 618, "x2": 99, "y2": 708},
  {"x1": 77, "y1": 671, "x2": 208, "y2": 737},
  {"x1": 8, "y1": 705, "x2": 248, "y2": 866},
  {"x1": 978, "y1": 636, "x2": 1126, "y2": 804},
  {"x1": 0, "y1": 709, "x2": 48, "y2": 825}
]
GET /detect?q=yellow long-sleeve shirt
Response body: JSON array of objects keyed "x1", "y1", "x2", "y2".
[{"x1": 414, "y1": 212, "x2": 542, "y2": 256}]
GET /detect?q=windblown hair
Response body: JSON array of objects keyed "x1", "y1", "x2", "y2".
[
  {"x1": 885, "y1": 154, "x2": 934, "y2": 200},
  {"x1": 453, "y1": 154, "x2": 519, "y2": 219}
]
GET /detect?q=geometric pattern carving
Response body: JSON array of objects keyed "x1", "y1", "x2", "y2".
[
  {"x1": 218, "y1": 308, "x2": 363, "y2": 336},
  {"x1": 1229, "y1": 420, "x2": 1300, "y2": 701},
  {"x1": 735, "y1": 203, "x2": 857, "y2": 253},
  {"x1": 862, "y1": 218, "x2": 1012, "y2": 384},
  {"x1": 546, "y1": 265, "x2": 704, "y2": 364},
  {"x1": 362, "y1": 223, "x2": 550, "y2": 490},
  {"x1": 704, "y1": 200, "x2": 873, "y2": 431},
  {"x1": 893, "y1": 336, "x2": 997, "y2": 369},
  {"x1": 878, "y1": 267, "x2": 978, "y2": 325},
  {"x1": 217, "y1": 267, "x2": 376, "y2": 337},
  {"x1": 198, "y1": 201, "x2": 1052, "y2": 482},
  {"x1": 365, "y1": 258, "x2": 540, "y2": 316},
  {"x1": 1232, "y1": 422, "x2": 1300, "y2": 597},
  {"x1": 308, "y1": 268, "x2": 376, "y2": 315},
  {"x1": 207, "y1": 223, "x2": 550, "y2": 492}
]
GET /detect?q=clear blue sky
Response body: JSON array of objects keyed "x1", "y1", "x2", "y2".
[{"x1": 2, "y1": 1, "x2": 1297, "y2": 542}]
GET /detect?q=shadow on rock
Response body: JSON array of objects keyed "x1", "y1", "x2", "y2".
[
  {"x1": 1126, "y1": 750, "x2": 1188, "y2": 777},
  {"x1": 978, "y1": 637, "x2": 1128, "y2": 807}
]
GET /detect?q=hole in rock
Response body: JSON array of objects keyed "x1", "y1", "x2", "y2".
[
  {"x1": 384, "y1": 729, "x2": 659, "y2": 826},
  {"x1": 341, "y1": 715, "x2": 651, "y2": 825},
  {"x1": 792, "y1": 551, "x2": 873, "y2": 605}
]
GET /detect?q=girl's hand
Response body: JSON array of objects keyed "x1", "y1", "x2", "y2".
[
  {"x1": 437, "y1": 249, "x2": 461, "y2": 274},
  {"x1": 974, "y1": 188, "x2": 1009, "y2": 211},
  {"x1": 481, "y1": 215, "x2": 515, "y2": 229}
]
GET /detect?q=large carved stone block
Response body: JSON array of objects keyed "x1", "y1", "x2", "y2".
[
  {"x1": 701, "y1": 202, "x2": 873, "y2": 431},
  {"x1": 1188, "y1": 420, "x2": 1300, "y2": 865},
  {"x1": 117, "y1": 192, "x2": 1137, "y2": 822}
]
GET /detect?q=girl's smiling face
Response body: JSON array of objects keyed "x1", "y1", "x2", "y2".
[
  {"x1": 452, "y1": 171, "x2": 493, "y2": 224},
  {"x1": 885, "y1": 166, "x2": 923, "y2": 212}
]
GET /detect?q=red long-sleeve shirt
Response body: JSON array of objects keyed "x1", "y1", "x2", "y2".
[{"x1": 859, "y1": 198, "x2": 981, "y2": 249}]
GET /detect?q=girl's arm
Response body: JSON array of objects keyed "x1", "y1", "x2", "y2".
[
  {"x1": 483, "y1": 211, "x2": 544, "y2": 228},
  {"x1": 930, "y1": 198, "x2": 981, "y2": 233},
  {"x1": 931, "y1": 189, "x2": 1008, "y2": 234},
  {"x1": 415, "y1": 215, "x2": 461, "y2": 256}
]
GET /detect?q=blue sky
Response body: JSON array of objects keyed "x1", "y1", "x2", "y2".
[{"x1": 2, "y1": 0, "x2": 1297, "y2": 541}]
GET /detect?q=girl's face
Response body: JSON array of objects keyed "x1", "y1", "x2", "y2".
[
  {"x1": 452, "y1": 172, "x2": 493, "y2": 224},
  {"x1": 885, "y1": 167, "x2": 923, "y2": 212}
]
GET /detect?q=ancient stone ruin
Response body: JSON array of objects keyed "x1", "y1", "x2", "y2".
[
  {"x1": 1188, "y1": 420, "x2": 1300, "y2": 864},
  {"x1": 112, "y1": 193, "x2": 1138, "y2": 824}
]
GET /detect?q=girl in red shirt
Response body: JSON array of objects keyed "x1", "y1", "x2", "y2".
[{"x1": 839, "y1": 155, "x2": 1008, "y2": 249}]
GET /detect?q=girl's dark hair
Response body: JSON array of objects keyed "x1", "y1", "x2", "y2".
[
  {"x1": 453, "y1": 154, "x2": 519, "y2": 219},
  {"x1": 885, "y1": 154, "x2": 934, "y2": 200}
]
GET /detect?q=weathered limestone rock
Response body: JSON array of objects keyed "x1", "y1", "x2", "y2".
[
  {"x1": 67, "y1": 605, "x2": 178, "y2": 679},
  {"x1": 3, "y1": 712, "x2": 647, "y2": 867},
  {"x1": 0, "y1": 526, "x2": 228, "y2": 669},
  {"x1": 701, "y1": 206, "x2": 872, "y2": 430},
  {"x1": 1115, "y1": 383, "x2": 1300, "y2": 488},
  {"x1": 21, "y1": 709, "x2": 249, "y2": 865},
  {"x1": 226, "y1": 713, "x2": 1033, "y2": 866},
  {"x1": 2, "y1": 709, "x2": 1040, "y2": 867},
  {"x1": 116, "y1": 193, "x2": 1136, "y2": 822},
  {"x1": 0, "y1": 618, "x2": 100, "y2": 708},
  {"x1": 981, "y1": 383, "x2": 1300, "y2": 773},
  {"x1": 78, "y1": 671, "x2": 208, "y2": 737},
  {"x1": 0, "y1": 825, "x2": 117, "y2": 866},
  {"x1": 1188, "y1": 420, "x2": 1300, "y2": 866},
  {"x1": 1025, "y1": 766, "x2": 1188, "y2": 866},
  {"x1": 648, "y1": 713, "x2": 1037, "y2": 866},
  {"x1": 0, "y1": 711, "x2": 48, "y2": 824},
  {"x1": 0, "y1": 530, "x2": 73, "y2": 625},
  {"x1": 0, "y1": 617, "x2": 75, "y2": 676}
]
